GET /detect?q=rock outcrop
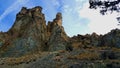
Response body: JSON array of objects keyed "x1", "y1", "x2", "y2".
[
  {"x1": 70, "y1": 33, "x2": 101, "y2": 49},
  {"x1": 47, "y1": 13, "x2": 69, "y2": 51},
  {"x1": 0, "y1": 6, "x2": 68, "y2": 57},
  {"x1": 100, "y1": 29, "x2": 120, "y2": 47},
  {"x1": 70, "y1": 29, "x2": 120, "y2": 49}
]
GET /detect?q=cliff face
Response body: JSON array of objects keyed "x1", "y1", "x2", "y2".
[{"x1": 0, "y1": 6, "x2": 68, "y2": 57}]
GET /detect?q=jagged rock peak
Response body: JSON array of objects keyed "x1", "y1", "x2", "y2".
[
  {"x1": 47, "y1": 12, "x2": 63, "y2": 36},
  {"x1": 46, "y1": 12, "x2": 69, "y2": 51},
  {"x1": 91, "y1": 32, "x2": 99, "y2": 38},
  {"x1": 53, "y1": 12, "x2": 62, "y2": 26},
  {"x1": 56, "y1": 12, "x2": 62, "y2": 20},
  {"x1": 20, "y1": 6, "x2": 42, "y2": 14},
  {"x1": 8, "y1": 6, "x2": 46, "y2": 38},
  {"x1": 16, "y1": 6, "x2": 44, "y2": 19}
]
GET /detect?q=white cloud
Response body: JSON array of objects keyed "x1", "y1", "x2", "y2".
[
  {"x1": 0, "y1": 0, "x2": 29, "y2": 23},
  {"x1": 75, "y1": 0, "x2": 87, "y2": 3},
  {"x1": 61, "y1": 0, "x2": 91, "y2": 36},
  {"x1": 1, "y1": 0, "x2": 118, "y2": 36},
  {"x1": 79, "y1": 2, "x2": 120, "y2": 35}
]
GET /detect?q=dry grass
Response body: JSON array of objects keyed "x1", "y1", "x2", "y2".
[
  {"x1": 84, "y1": 46, "x2": 120, "y2": 52},
  {"x1": 0, "y1": 51, "x2": 66, "y2": 65},
  {"x1": 72, "y1": 42, "x2": 83, "y2": 49},
  {"x1": 4, "y1": 54, "x2": 40, "y2": 65},
  {"x1": 0, "y1": 51, "x2": 49, "y2": 65},
  {"x1": 76, "y1": 52, "x2": 100, "y2": 60},
  {"x1": 67, "y1": 52, "x2": 100, "y2": 60}
]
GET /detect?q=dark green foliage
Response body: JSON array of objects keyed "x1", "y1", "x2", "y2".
[{"x1": 89, "y1": 0, "x2": 120, "y2": 23}]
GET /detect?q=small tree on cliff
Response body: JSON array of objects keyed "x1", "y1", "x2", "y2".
[{"x1": 89, "y1": 0, "x2": 120, "y2": 23}]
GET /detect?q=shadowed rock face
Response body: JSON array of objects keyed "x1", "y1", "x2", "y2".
[
  {"x1": 0, "y1": 6, "x2": 68, "y2": 57},
  {"x1": 100, "y1": 29, "x2": 120, "y2": 47},
  {"x1": 70, "y1": 29, "x2": 120, "y2": 49}
]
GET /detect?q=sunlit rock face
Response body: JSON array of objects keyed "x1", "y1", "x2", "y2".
[{"x1": 0, "y1": 6, "x2": 68, "y2": 57}]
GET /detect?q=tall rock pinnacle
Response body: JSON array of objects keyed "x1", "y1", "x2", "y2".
[
  {"x1": 54, "y1": 12, "x2": 62, "y2": 26},
  {"x1": 47, "y1": 12, "x2": 69, "y2": 51}
]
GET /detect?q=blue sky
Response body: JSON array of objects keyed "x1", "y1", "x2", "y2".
[{"x1": 0, "y1": 0, "x2": 119, "y2": 36}]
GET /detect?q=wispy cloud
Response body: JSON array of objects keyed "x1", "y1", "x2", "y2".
[
  {"x1": 0, "y1": 0, "x2": 29, "y2": 23},
  {"x1": 0, "y1": 0, "x2": 118, "y2": 36},
  {"x1": 60, "y1": 0, "x2": 90, "y2": 36}
]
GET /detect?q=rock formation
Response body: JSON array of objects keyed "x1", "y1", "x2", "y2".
[
  {"x1": 70, "y1": 33, "x2": 100, "y2": 49},
  {"x1": 47, "y1": 12, "x2": 69, "y2": 51},
  {"x1": 0, "y1": 6, "x2": 120, "y2": 68},
  {"x1": 0, "y1": 6, "x2": 68, "y2": 57},
  {"x1": 100, "y1": 29, "x2": 120, "y2": 47},
  {"x1": 0, "y1": 6, "x2": 120, "y2": 58},
  {"x1": 70, "y1": 29, "x2": 120, "y2": 49}
]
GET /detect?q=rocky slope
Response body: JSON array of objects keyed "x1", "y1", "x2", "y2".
[
  {"x1": 0, "y1": 6, "x2": 120, "y2": 68},
  {"x1": 70, "y1": 29, "x2": 120, "y2": 49}
]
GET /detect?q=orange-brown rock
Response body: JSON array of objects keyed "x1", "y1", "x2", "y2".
[
  {"x1": 0, "y1": 6, "x2": 120, "y2": 58},
  {"x1": 0, "y1": 6, "x2": 68, "y2": 57},
  {"x1": 47, "y1": 12, "x2": 69, "y2": 51}
]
